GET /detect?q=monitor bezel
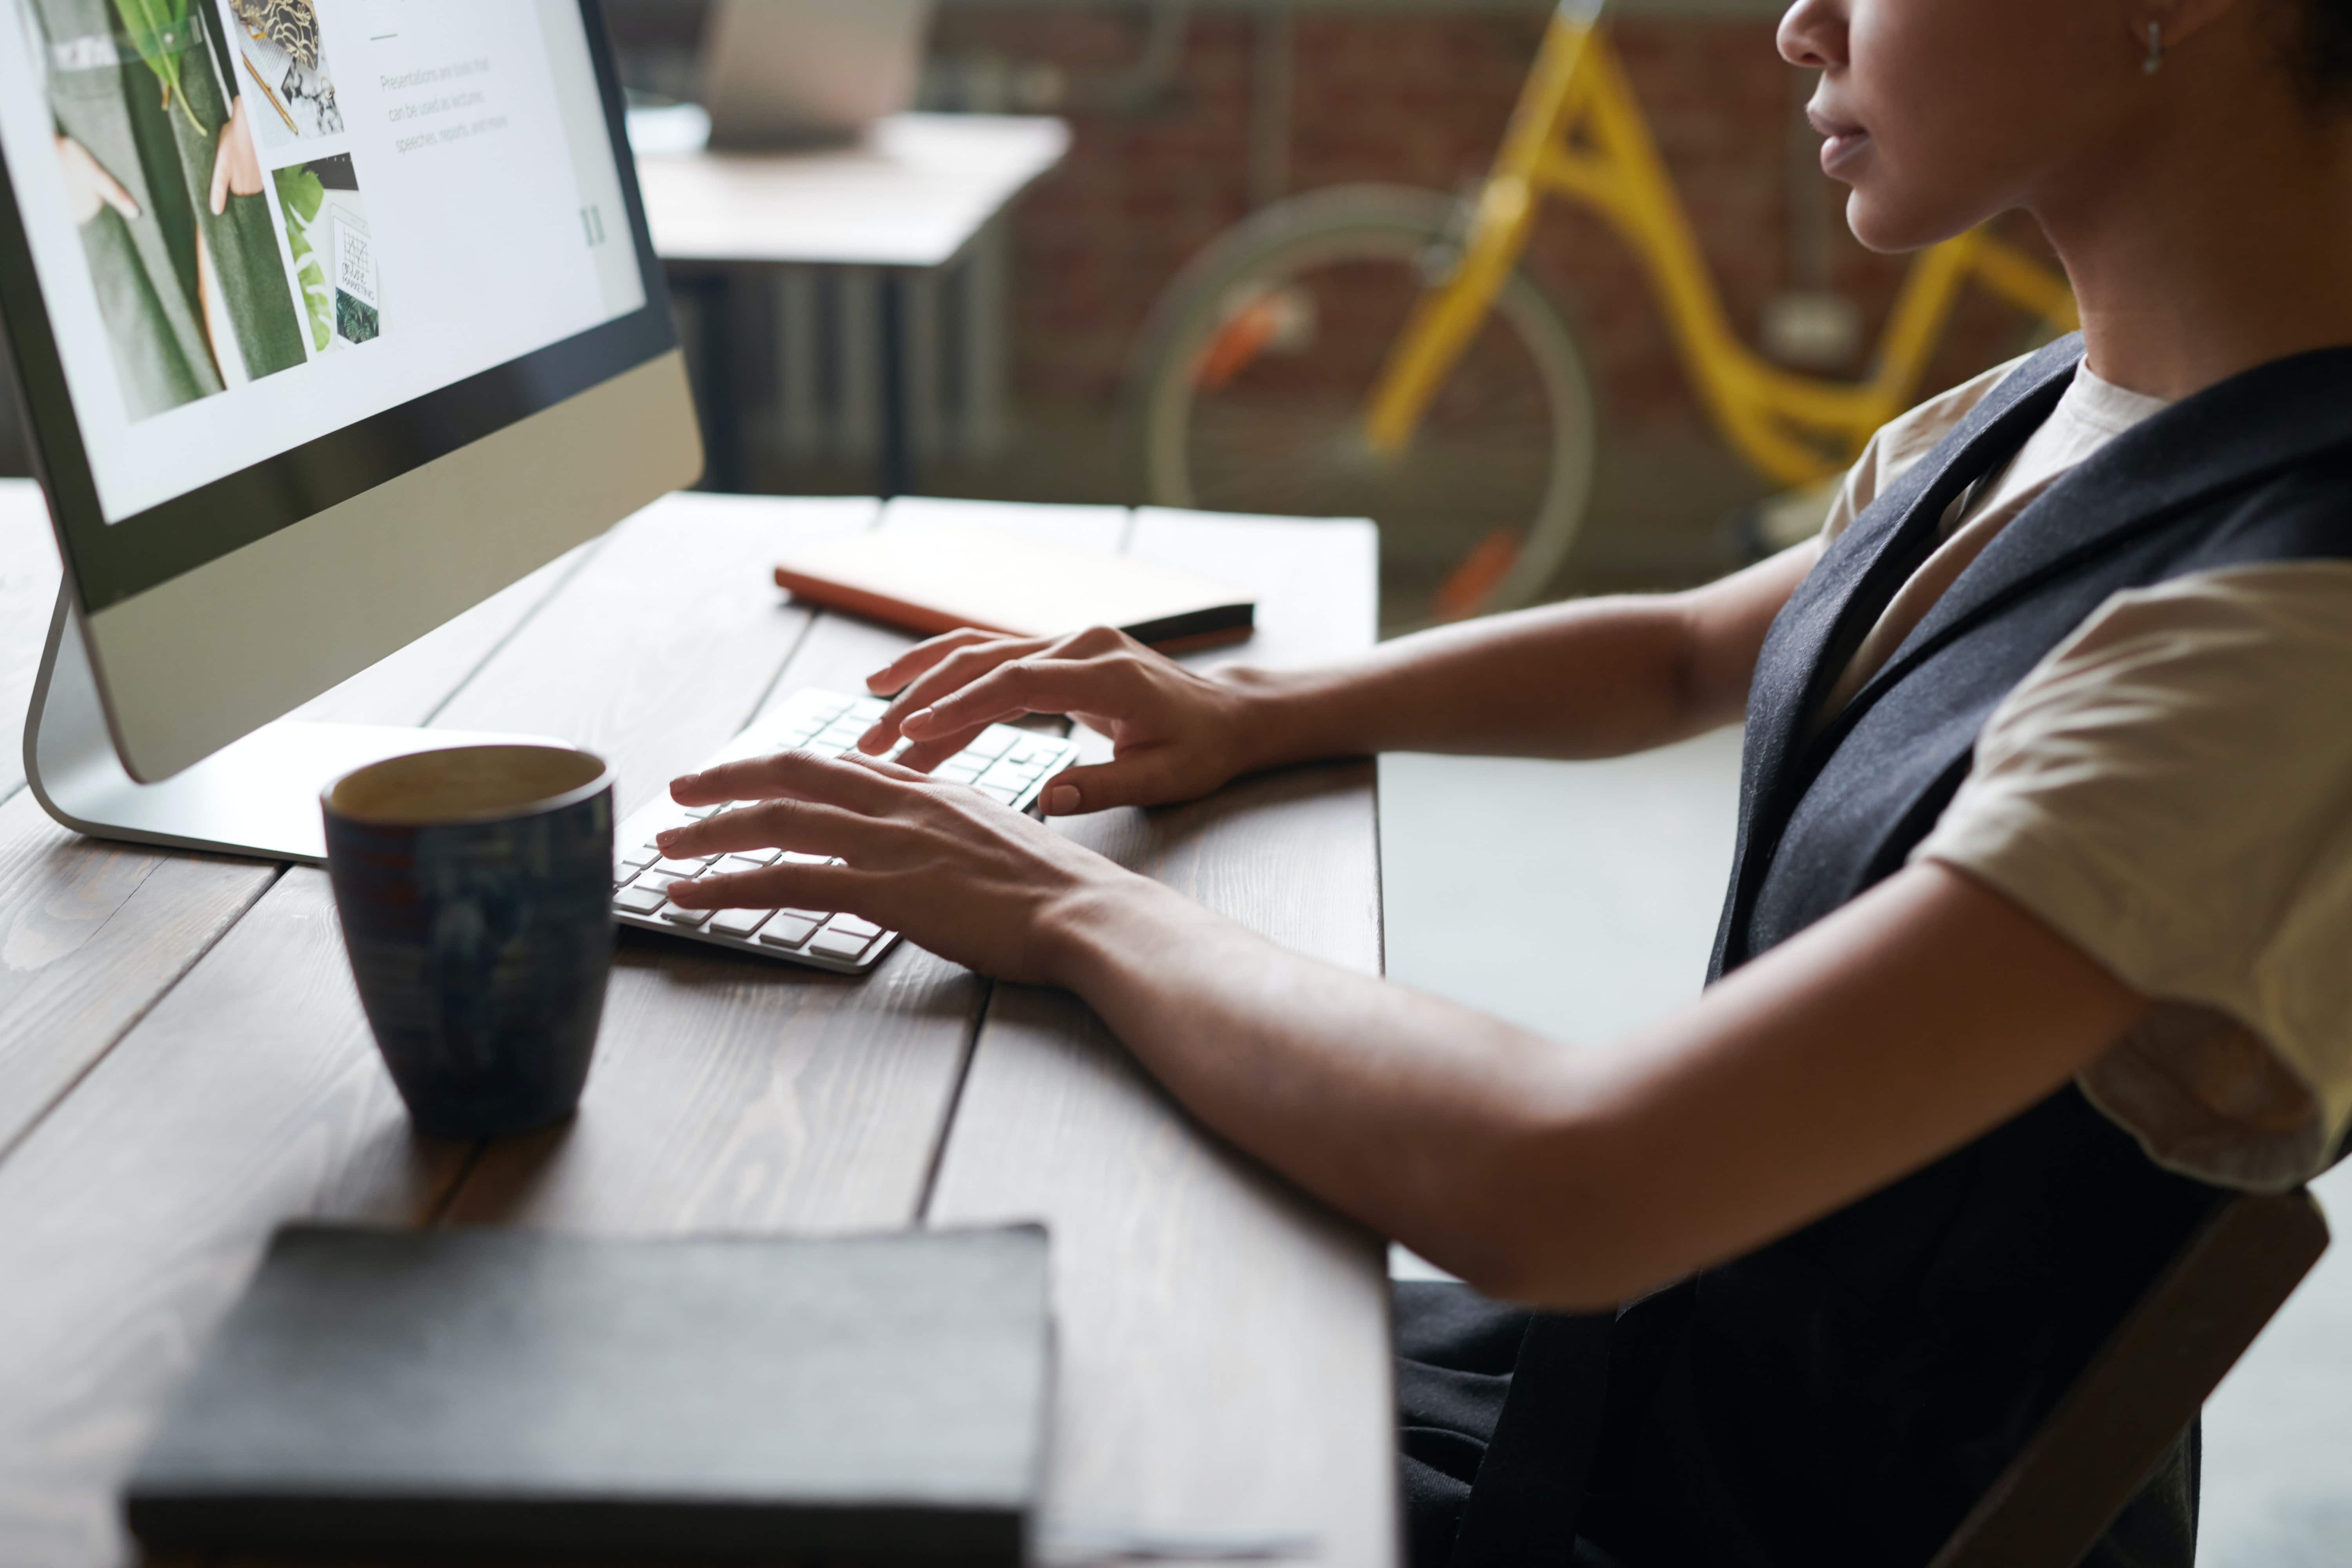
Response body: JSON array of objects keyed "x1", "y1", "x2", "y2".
[{"x1": 0, "y1": 0, "x2": 678, "y2": 615}]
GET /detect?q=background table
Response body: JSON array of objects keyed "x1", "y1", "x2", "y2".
[
  {"x1": 633, "y1": 113, "x2": 1072, "y2": 496},
  {"x1": 0, "y1": 482, "x2": 1393, "y2": 1567}
]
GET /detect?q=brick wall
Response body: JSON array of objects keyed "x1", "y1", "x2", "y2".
[{"x1": 933, "y1": 5, "x2": 2049, "y2": 439}]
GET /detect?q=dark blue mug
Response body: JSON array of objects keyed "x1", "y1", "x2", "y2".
[{"x1": 323, "y1": 746, "x2": 616, "y2": 1139}]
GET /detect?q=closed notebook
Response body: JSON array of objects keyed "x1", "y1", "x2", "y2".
[
  {"x1": 125, "y1": 1224, "x2": 1052, "y2": 1563},
  {"x1": 774, "y1": 517, "x2": 1256, "y2": 649}
]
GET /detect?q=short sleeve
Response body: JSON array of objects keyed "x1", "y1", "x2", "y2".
[{"x1": 1913, "y1": 561, "x2": 2352, "y2": 1191}]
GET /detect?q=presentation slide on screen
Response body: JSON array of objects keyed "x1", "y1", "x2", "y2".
[{"x1": 0, "y1": 0, "x2": 645, "y2": 524}]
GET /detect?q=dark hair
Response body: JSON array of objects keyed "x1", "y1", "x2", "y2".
[{"x1": 2294, "y1": 0, "x2": 2352, "y2": 104}]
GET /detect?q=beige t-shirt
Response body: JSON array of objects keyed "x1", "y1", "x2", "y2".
[{"x1": 1817, "y1": 357, "x2": 2352, "y2": 1192}]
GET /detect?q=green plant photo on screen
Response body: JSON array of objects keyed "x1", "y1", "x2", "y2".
[
  {"x1": 273, "y1": 163, "x2": 331, "y2": 352},
  {"x1": 111, "y1": 0, "x2": 206, "y2": 136},
  {"x1": 24, "y1": 0, "x2": 308, "y2": 417}
]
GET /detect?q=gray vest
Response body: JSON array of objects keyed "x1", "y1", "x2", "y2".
[{"x1": 1595, "y1": 338, "x2": 2352, "y2": 1568}]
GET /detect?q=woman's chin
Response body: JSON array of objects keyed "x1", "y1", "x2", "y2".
[{"x1": 1842, "y1": 189, "x2": 1983, "y2": 259}]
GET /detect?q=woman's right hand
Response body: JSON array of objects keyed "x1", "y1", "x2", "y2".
[{"x1": 856, "y1": 625, "x2": 1272, "y2": 815}]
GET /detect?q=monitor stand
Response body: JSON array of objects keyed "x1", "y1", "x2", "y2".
[{"x1": 23, "y1": 588, "x2": 540, "y2": 865}]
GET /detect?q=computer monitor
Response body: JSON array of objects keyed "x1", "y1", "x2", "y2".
[
  {"x1": 701, "y1": 0, "x2": 935, "y2": 149},
  {"x1": 0, "y1": 0, "x2": 701, "y2": 860}
]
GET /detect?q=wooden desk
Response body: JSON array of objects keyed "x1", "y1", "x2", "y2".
[
  {"x1": 632, "y1": 113, "x2": 1071, "y2": 497},
  {"x1": 0, "y1": 483, "x2": 1395, "y2": 1568}
]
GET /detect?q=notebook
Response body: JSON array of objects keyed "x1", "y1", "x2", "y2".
[
  {"x1": 125, "y1": 1225, "x2": 1052, "y2": 1562},
  {"x1": 774, "y1": 515, "x2": 1257, "y2": 650}
]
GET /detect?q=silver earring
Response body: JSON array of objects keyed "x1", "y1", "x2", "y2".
[{"x1": 2143, "y1": 20, "x2": 2163, "y2": 76}]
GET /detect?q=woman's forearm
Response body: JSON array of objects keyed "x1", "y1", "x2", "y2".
[
  {"x1": 1037, "y1": 860, "x2": 2146, "y2": 1313},
  {"x1": 1222, "y1": 544, "x2": 1817, "y2": 771},
  {"x1": 1040, "y1": 876, "x2": 1613, "y2": 1297}
]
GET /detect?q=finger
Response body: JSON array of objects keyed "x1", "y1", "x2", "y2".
[
  {"x1": 655, "y1": 796, "x2": 888, "y2": 863},
  {"x1": 97, "y1": 164, "x2": 139, "y2": 220},
  {"x1": 671, "y1": 748, "x2": 906, "y2": 814},
  {"x1": 664, "y1": 860, "x2": 861, "y2": 912},
  {"x1": 906, "y1": 657, "x2": 1106, "y2": 740},
  {"x1": 865, "y1": 628, "x2": 1005, "y2": 696},
  {"x1": 860, "y1": 637, "x2": 1052, "y2": 753},
  {"x1": 209, "y1": 140, "x2": 230, "y2": 215},
  {"x1": 1038, "y1": 752, "x2": 1189, "y2": 816},
  {"x1": 830, "y1": 750, "x2": 935, "y2": 786}
]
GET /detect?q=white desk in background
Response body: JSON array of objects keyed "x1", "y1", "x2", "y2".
[{"x1": 629, "y1": 110, "x2": 1072, "y2": 495}]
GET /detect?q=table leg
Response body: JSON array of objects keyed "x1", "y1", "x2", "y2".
[
  {"x1": 880, "y1": 270, "x2": 913, "y2": 499},
  {"x1": 684, "y1": 272, "x2": 747, "y2": 494}
]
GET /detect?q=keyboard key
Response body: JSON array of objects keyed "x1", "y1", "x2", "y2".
[
  {"x1": 829, "y1": 915, "x2": 883, "y2": 939},
  {"x1": 725, "y1": 846, "x2": 781, "y2": 866},
  {"x1": 619, "y1": 850, "x2": 655, "y2": 872},
  {"x1": 809, "y1": 927, "x2": 875, "y2": 961},
  {"x1": 652, "y1": 857, "x2": 715, "y2": 878},
  {"x1": 660, "y1": 904, "x2": 713, "y2": 928},
  {"x1": 709, "y1": 908, "x2": 773, "y2": 940},
  {"x1": 758, "y1": 916, "x2": 822, "y2": 949},
  {"x1": 613, "y1": 885, "x2": 668, "y2": 915},
  {"x1": 963, "y1": 725, "x2": 1020, "y2": 760},
  {"x1": 779, "y1": 906, "x2": 833, "y2": 922},
  {"x1": 1006, "y1": 739, "x2": 1055, "y2": 767},
  {"x1": 635, "y1": 869, "x2": 684, "y2": 895},
  {"x1": 717, "y1": 855, "x2": 775, "y2": 877},
  {"x1": 934, "y1": 760, "x2": 984, "y2": 784},
  {"x1": 977, "y1": 761, "x2": 1036, "y2": 792},
  {"x1": 779, "y1": 851, "x2": 829, "y2": 867},
  {"x1": 977, "y1": 784, "x2": 1022, "y2": 805},
  {"x1": 849, "y1": 696, "x2": 889, "y2": 720}
]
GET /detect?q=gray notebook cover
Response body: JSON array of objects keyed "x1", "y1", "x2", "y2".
[{"x1": 124, "y1": 1224, "x2": 1052, "y2": 1562}]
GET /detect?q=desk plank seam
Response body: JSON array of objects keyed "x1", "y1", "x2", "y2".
[
  {"x1": 733, "y1": 601, "x2": 828, "y2": 741},
  {"x1": 917, "y1": 975, "x2": 997, "y2": 1222},
  {"x1": 0, "y1": 863, "x2": 284, "y2": 1172}
]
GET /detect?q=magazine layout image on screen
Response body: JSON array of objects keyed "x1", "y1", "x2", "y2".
[{"x1": 0, "y1": 0, "x2": 644, "y2": 523}]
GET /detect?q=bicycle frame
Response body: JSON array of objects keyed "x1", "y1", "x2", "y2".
[{"x1": 1363, "y1": 0, "x2": 2078, "y2": 488}]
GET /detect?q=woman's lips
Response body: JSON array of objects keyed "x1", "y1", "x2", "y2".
[
  {"x1": 1818, "y1": 129, "x2": 1873, "y2": 177},
  {"x1": 1807, "y1": 107, "x2": 1872, "y2": 178}
]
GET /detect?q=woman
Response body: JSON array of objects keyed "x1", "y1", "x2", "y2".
[
  {"x1": 661, "y1": 0, "x2": 2352, "y2": 1562},
  {"x1": 30, "y1": 0, "x2": 303, "y2": 415}
]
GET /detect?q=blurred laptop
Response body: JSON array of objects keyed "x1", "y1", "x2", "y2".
[{"x1": 701, "y1": 0, "x2": 938, "y2": 148}]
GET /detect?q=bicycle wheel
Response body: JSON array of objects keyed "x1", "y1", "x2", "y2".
[{"x1": 1130, "y1": 185, "x2": 1600, "y2": 632}]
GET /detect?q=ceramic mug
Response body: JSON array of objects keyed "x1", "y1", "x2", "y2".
[{"x1": 323, "y1": 745, "x2": 615, "y2": 1138}]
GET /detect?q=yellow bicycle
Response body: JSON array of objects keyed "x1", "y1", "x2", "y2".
[{"x1": 1129, "y1": 0, "x2": 2078, "y2": 629}]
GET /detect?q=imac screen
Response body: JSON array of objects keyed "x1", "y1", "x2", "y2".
[{"x1": 0, "y1": 0, "x2": 665, "y2": 607}]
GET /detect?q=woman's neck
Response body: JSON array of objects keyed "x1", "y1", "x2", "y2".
[{"x1": 2036, "y1": 43, "x2": 2352, "y2": 401}]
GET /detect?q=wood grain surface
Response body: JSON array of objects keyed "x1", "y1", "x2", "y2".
[
  {"x1": 0, "y1": 494, "x2": 1396, "y2": 1568},
  {"x1": 0, "y1": 869, "x2": 465, "y2": 1568},
  {"x1": 928, "y1": 510, "x2": 1397, "y2": 1567}
]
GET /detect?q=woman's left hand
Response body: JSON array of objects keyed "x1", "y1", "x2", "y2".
[
  {"x1": 209, "y1": 98, "x2": 261, "y2": 215},
  {"x1": 654, "y1": 747, "x2": 1146, "y2": 985}
]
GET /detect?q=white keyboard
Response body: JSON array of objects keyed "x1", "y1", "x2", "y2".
[{"x1": 611, "y1": 687, "x2": 1082, "y2": 973}]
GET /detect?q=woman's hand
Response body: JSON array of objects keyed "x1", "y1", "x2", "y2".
[
  {"x1": 209, "y1": 98, "x2": 261, "y2": 215},
  {"x1": 655, "y1": 747, "x2": 1158, "y2": 985},
  {"x1": 855, "y1": 625, "x2": 1275, "y2": 815},
  {"x1": 56, "y1": 136, "x2": 139, "y2": 226}
]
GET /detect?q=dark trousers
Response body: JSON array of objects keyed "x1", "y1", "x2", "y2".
[
  {"x1": 1394, "y1": 1281, "x2": 2200, "y2": 1568},
  {"x1": 1396, "y1": 1281, "x2": 1627, "y2": 1568}
]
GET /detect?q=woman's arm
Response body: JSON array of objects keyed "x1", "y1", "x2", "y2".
[
  {"x1": 1225, "y1": 538, "x2": 1818, "y2": 766},
  {"x1": 657, "y1": 748, "x2": 2143, "y2": 1310},
  {"x1": 857, "y1": 542, "x2": 1820, "y2": 812},
  {"x1": 1042, "y1": 857, "x2": 2145, "y2": 1307}
]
